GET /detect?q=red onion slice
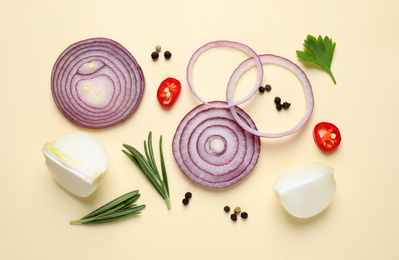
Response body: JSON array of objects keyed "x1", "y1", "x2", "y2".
[
  {"x1": 227, "y1": 54, "x2": 314, "y2": 138},
  {"x1": 51, "y1": 38, "x2": 144, "y2": 129},
  {"x1": 186, "y1": 40, "x2": 263, "y2": 109},
  {"x1": 172, "y1": 101, "x2": 261, "y2": 189}
]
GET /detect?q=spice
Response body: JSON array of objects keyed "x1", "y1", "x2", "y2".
[
  {"x1": 258, "y1": 86, "x2": 266, "y2": 93},
  {"x1": 265, "y1": 84, "x2": 272, "y2": 91},
  {"x1": 230, "y1": 214, "x2": 238, "y2": 221},
  {"x1": 224, "y1": 206, "x2": 230, "y2": 212},
  {"x1": 241, "y1": 212, "x2": 248, "y2": 219},
  {"x1": 274, "y1": 97, "x2": 281, "y2": 104},
  {"x1": 283, "y1": 102, "x2": 291, "y2": 109},
  {"x1": 276, "y1": 103, "x2": 283, "y2": 111},
  {"x1": 164, "y1": 51, "x2": 172, "y2": 59},
  {"x1": 155, "y1": 45, "x2": 162, "y2": 52},
  {"x1": 151, "y1": 51, "x2": 159, "y2": 60},
  {"x1": 182, "y1": 192, "x2": 192, "y2": 205},
  {"x1": 234, "y1": 207, "x2": 241, "y2": 214}
]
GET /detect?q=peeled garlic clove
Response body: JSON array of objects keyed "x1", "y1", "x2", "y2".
[
  {"x1": 273, "y1": 162, "x2": 336, "y2": 218},
  {"x1": 42, "y1": 132, "x2": 107, "y2": 197}
]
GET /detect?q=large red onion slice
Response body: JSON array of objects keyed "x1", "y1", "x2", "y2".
[
  {"x1": 227, "y1": 54, "x2": 314, "y2": 138},
  {"x1": 51, "y1": 38, "x2": 144, "y2": 129},
  {"x1": 172, "y1": 101, "x2": 261, "y2": 189},
  {"x1": 186, "y1": 40, "x2": 263, "y2": 109}
]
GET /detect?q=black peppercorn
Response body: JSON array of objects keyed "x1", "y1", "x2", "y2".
[
  {"x1": 258, "y1": 86, "x2": 266, "y2": 93},
  {"x1": 151, "y1": 51, "x2": 159, "y2": 60},
  {"x1": 224, "y1": 206, "x2": 230, "y2": 212},
  {"x1": 276, "y1": 103, "x2": 283, "y2": 111},
  {"x1": 185, "y1": 192, "x2": 192, "y2": 199},
  {"x1": 182, "y1": 198, "x2": 189, "y2": 205},
  {"x1": 164, "y1": 51, "x2": 172, "y2": 59},
  {"x1": 283, "y1": 102, "x2": 291, "y2": 109},
  {"x1": 265, "y1": 84, "x2": 272, "y2": 92},
  {"x1": 230, "y1": 214, "x2": 238, "y2": 221},
  {"x1": 241, "y1": 212, "x2": 248, "y2": 219},
  {"x1": 274, "y1": 96, "x2": 281, "y2": 104}
]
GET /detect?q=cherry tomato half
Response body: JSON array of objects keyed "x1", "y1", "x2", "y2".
[
  {"x1": 313, "y1": 122, "x2": 342, "y2": 152},
  {"x1": 157, "y1": 77, "x2": 181, "y2": 108}
]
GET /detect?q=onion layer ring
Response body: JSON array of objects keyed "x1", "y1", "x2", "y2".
[
  {"x1": 227, "y1": 54, "x2": 314, "y2": 138},
  {"x1": 172, "y1": 101, "x2": 261, "y2": 189},
  {"x1": 186, "y1": 40, "x2": 263, "y2": 109},
  {"x1": 51, "y1": 38, "x2": 144, "y2": 129}
]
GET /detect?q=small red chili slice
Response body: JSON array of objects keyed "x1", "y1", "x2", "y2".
[
  {"x1": 313, "y1": 122, "x2": 342, "y2": 152},
  {"x1": 157, "y1": 77, "x2": 181, "y2": 108}
]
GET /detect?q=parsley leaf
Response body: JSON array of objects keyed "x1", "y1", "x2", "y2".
[{"x1": 296, "y1": 35, "x2": 337, "y2": 84}]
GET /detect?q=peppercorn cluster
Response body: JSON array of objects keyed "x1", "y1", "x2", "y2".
[
  {"x1": 224, "y1": 205, "x2": 248, "y2": 221},
  {"x1": 274, "y1": 96, "x2": 291, "y2": 111},
  {"x1": 258, "y1": 84, "x2": 291, "y2": 111},
  {"x1": 151, "y1": 45, "x2": 172, "y2": 60},
  {"x1": 182, "y1": 192, "x2": 192, "y2": 205}
]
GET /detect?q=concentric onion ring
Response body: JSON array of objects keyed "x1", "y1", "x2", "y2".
[
  {"x1": 227, "y1": 54, "x2": 314, "y2": 138},
  {"x1": 172, "y1": 101, "x2": 261, "y2": 189},
  {"x1": 51, "y1": 37, "x2": 144, "y2": 129},
  {"x1": 186, "y1": 40, "x2": 263, "y2": 109}
]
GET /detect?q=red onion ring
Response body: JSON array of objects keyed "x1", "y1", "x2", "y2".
[
  {"x1": 186, "y1": 40, "x2": 263, "y2": 109},
  {"x1": 227, "y1": 54, "x2": 314, "y2": 138},
  {"x1": 172, "y1": 101, "x2": 261, "y2": 189},
  {"x1": 51, "y1": 38, "x2": 144, "y2": 129}
]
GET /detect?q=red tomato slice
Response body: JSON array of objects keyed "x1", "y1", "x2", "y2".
[
  {"x1": 157, "y1": 77, "x2": 181, "y2": 107},
  {"x1": 313, "y1": 122, "x2": 342, "y2": 152}
]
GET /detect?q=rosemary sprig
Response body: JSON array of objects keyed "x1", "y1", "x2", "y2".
[
  {"x1": 70, "y1": 190, "x2": 145, "y2": 225},
  {"x1": 122, "y1": 132, "x2": 171, "y2": 210}
]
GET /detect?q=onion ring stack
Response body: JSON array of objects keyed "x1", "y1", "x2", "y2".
[{"x1": 173, "y1": 40, "x2": 314, "y2": 189}]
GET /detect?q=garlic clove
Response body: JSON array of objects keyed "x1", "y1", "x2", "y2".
[
  {"x1": 42, "y1": 132, "x2": 107, "y2": 197},
  {"x1": 273, "y1": 162, "x2": 336, "y2": 218}
]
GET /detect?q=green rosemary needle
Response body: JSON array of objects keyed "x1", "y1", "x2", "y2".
[
  {"x1": 70, "y1": 190, "x2": 145, "y2": 225},
  {"x1": 122, "y1": 132, "x2": 171, "y2": 210}
]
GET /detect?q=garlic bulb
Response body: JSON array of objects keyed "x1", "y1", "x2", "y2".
[
  {"x1": 273, "y1": 162, "x2": 336, "y2": 218},
  {"x1": 42, "y1": 132, "x2": 107, "y2": 197}
]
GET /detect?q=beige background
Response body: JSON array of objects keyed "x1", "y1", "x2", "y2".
[{"x1": 1, "y1": 0, "x2": 398, "y2": 259}]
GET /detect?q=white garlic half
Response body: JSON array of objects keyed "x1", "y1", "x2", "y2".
[
  {"x1": 42, "y1": 132, "x2": 107, "y2": 197},
  {"x1": 273, "y1": 162, "x2": 336, "y2": 218}
]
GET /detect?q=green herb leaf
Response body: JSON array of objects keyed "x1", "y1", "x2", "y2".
[
  {"x1": 81, "y1": 190, "x2": 139, "y2": 219},
  {"x1": 296, "y1": 35, "x2": 337, "y2": 84},
  {"x1": 123, "y1": 132, "x2": 171, "y2": 210},
  {"x1": 70, "y1": 190, "x2": 145, "y2": 225}
]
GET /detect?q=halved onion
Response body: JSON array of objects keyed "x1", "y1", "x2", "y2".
[
  {"x1": 186, "y1": 40, "x2": 263, "y2": 109},
  {"x1": 51, "y1": 37, "x2": 145, "y2": 129},
  {"x1": 172, "y1": 101, "x2": 261, "y2": 189},
  {"x1": 227, "y1": 54, "x2": 314, "y2": 138}
]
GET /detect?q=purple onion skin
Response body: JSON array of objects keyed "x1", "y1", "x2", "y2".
[{"x1": 51, "y1": 37, "x2": 145, "y2": 129}]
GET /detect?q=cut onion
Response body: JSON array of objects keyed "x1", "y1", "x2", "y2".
[
  {"x1": 227, "y1": 54, "x2": 314, "y2": 138},
  {"x1": 186, "y1": 40, "x2": 263, "y2": 109},
  {"x1": 51, "y1": 37, "x2": 145, "y2": 129},
  {"x1": 172, "y1": 101, "x2": 261, "y2": 189}
]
